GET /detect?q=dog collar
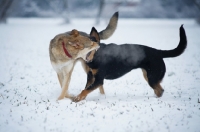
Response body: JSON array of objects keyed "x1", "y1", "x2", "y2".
[{"x1": 62, "y1": 42, "x2": 72, "y2": 58}]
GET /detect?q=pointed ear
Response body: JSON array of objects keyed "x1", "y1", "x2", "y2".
[
  {"x1": 70, "y1": 29, "x2": 79, "y2": 37},
  {"x1": 90, "y1": 27, "x2": 100, "y2": 43}
]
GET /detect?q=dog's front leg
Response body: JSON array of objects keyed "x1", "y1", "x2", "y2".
[
  {"x1": 85, "y1": 71, "x2": 105, "y2": 94},
  {"x1": 85, "y1": 71, "x2": 95, "y2": 88},
  {"x1": 73, "y1": 74, "x2": 104, "y2": 102},
  {"x1": 85, "y1": 69, "x2": 105, "y2": 95},
  {"x1": 57, "y1": 73, "x2": 63, "y2": 87},
  {"x1": 57, "y1": 64, "x2": 74, "y2": 100}
]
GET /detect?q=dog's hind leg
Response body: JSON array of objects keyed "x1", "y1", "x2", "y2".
[
  {"x1": 99, "y1": 85, "x2": 105, "y2": 94},
  {"x1": 142, "y1": 68, "x2": 163, "y2": 97},
  {"x1": 152, "y1": 83, "x2": 164, "y2": 97},
  {"x1": 143, "y1": 59, "x2": 166, "y2": 97},
  {"x1": 142, "y1": 69, "x2": 148, "y2": 82}
]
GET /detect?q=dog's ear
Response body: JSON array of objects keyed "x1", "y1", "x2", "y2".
[
  {"x1": 90, "y1": 27, "x2": 100, "y2": 43},
  {"x1": 68, "y1": 29, "x2": 84, "y2": 49},
  {"x1": 70, "y1": 29, "x2": 79, "y2": 37}
]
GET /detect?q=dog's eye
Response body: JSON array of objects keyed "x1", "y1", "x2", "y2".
[{"x1": 90, "y1": 37, "x2": 97, "y2": 42}]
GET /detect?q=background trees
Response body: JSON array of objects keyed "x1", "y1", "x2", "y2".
[{"x1": 0, "y1": 0, "x2": 199, "y2": 24}]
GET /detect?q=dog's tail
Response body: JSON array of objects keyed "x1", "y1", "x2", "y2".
[
  {"x1": 98, "y1": 12, "x2": 119, "y2": 40},
  {"x1": 161, "y1": 25, "x2": 187, "y2": 58}
]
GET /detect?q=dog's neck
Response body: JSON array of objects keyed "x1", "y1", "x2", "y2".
[{"x1": 62, "y1": 41, "x2": 72, "y2": 58}]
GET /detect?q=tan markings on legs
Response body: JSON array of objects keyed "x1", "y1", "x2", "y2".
[
  {"x1": 89, "y1": 69, "x2": 105, "y2": 94},
  {"x1": 153, "y1": 83, "x2": 164, "y2": 97},
  {"x1": 85, "y1": 69, "x2": 97, "y2": 88},
  {"x1": 141, "y1": 69, "x2": 164, "y2": 97},
  {"x1": 91, "y1": 69, "x2": 98, "y2": 75},
  {"x1": 85, "y1": 77, "x2": 95, "y2": 88},
  {"x1": 142, "y1": 69, "x2": 148, "y2": 82},
  {"x1": 76, "y1": 89, "x2": 92, "y2": 101},
  {"x1": 99, "y1": 85, "x2": 105, "y2": 94},
  {"x1": 74, "y1": 83, "x2": 102, "y2": 102}
]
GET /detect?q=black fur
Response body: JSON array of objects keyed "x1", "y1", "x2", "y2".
[
  {"x1": 161, "y1": 25, "x2": 187, "y2": 58},
  {"x1": 85, "y1": 25, "x2": 187, "y2": 97}
]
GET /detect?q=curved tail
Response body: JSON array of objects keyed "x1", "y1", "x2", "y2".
[
  {"x1": 161, "y1": 25, "x2": 187, "y2": 58},
  {"x1": 99, "y1": 12, "x2": 119, "y2": 40}
]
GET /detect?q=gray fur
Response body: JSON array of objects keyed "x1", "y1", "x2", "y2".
[
  {"x1": 65, "y1": 12, "x2": 118, "y2": 40},
  {"x1": 99, "y1": 12, "x2": 119, "y2": 40}
]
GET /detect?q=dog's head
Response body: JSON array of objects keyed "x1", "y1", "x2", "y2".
[
  {"x1": 50, "y1": 28, "x2": 100, "y2": 62},
  {"x1": 84, "y1": 27, "x2": 101, "y2": 62},
  {"x1": 74, "y1": 27, "x2": 100, "y2": 62}
]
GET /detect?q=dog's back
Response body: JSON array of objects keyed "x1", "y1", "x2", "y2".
[{"x1": 87, "y1": 43, "x2": 146, "y2": 79}]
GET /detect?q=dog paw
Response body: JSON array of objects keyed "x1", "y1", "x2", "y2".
[
  {"x1": 72, "y1": 94, "x2": 86, "y2": 102},
  {"x1": 154, "y1": 89, "x2": 164, "y2": 97},
  {"x1": 65, "y1": 93, "x2": 75, "y2": 99},
  {"x1": 57, "y1": 96, "x2": 65, "y2": 100}
]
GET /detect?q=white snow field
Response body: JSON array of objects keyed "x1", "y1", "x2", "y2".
[{"x1": 0, "y1": 18, "x2": 200, "y2": 132}]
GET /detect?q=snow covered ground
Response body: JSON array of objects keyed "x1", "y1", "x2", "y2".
[{"x1": 0, "y1": 18, "x2": 200, "y2": 132}]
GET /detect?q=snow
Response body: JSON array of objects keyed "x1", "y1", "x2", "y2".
[{"x1": 0, "y1": 18, "x2": 200, "y2": 132}]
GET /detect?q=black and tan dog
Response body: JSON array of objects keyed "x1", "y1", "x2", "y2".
[{"x1": 73, "y1": 25, "x2": 187, "y2": 102}]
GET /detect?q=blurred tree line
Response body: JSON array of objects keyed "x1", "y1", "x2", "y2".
[{"x1": 0, "y1": 0, "x2": 200, "y2": 23}]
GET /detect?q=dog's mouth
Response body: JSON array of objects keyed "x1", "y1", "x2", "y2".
[
  {"x1": 86, "y1": 48, "x2": 98, "y2": 62},
  {"x1": 86, "y1": 51, "x2": 92, "y2": 60}
]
